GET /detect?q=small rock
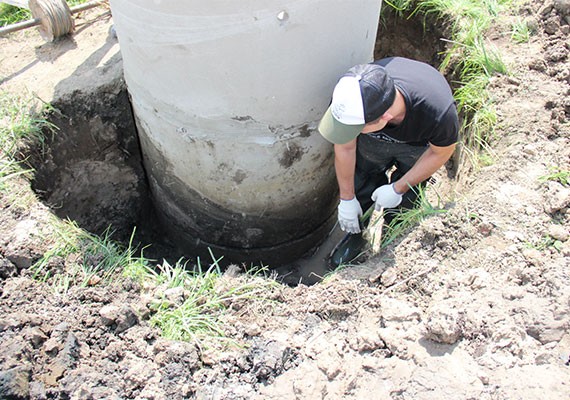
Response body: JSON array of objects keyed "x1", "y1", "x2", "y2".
[
  {"x1": 244, "y1": 323, "x2": 262, "y2": 336},
  {"x1": 354, "y1": 331, "x2": 384, "y2": 352},
  {"x1": 29, "y1": 327, "x2": 48, "y2": 348},
  {"x1": 528, "y1": 58, "x2": 547, "y2": 72},
  {"x1": 522, "y1": 248, "x2": 543, "y2": 264},
  {"x1": 543, "y1": 16, "x2": 560, "y2": 35},
  {"x1": 424, "y1": 303, "x2": 464, "y2": 344},
  {"x1": 554, "y1": 0, "x2": 570, "y2": 16},
  {"x1": 0, "y1": 366, "x2": 31, "y2": 399},
  {"x1": 478, "y1": 372, "x2": 490, "y2": 386},
  {"x1": 380, "y1": 298, "x2": 421, "y2": 323},
  {"x1": 163, "y1": 286, "x2": 185, "y2": 305},
  {"x1": 539, "y1": 3, "x2": 554, "y2": 16},
  {"x1": 99, "y1": 304, "x2": 120, "y2": 326},
  {"x1": 0, "y1": 256, "x2": 17, "y2": 280},
  {"x1": 316, "y1": 349, "x2": 342, "y2": 380},
  {"x1": 380, "y1": 267, "x2": 398, "y2": 287},
  {"x1": 115, "y1": 306, "x2": 138, "y2": 334},
  {"x1": 544, "y1": 184, "x2": 570, "y2": 213},
  {"x1": 548, "y1": 224, "x2": 569, "y2": 241},
  {"x1": 153, "y1": 339, "x2": 199, "y2": 369},
  {"x1": 44, "y1": 322, "x2": 69, "y2": 357}
]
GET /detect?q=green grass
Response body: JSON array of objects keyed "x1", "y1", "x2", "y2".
[
  {"x1": 147, "y1": 254, "x2": 276, "y2": 347},
  {"x1": 510, "y1": 17, "x2": 531, "y2": 43},
  {"x1": 33, "y1": 219, "x2": 276, "y2": 346},
  {"x1": 31, "y1": 219, "x2": 141, "y2": 287},
  {"x1": 539, "y1": 166, "x2": 570, "y2": 186},
  {"x1": 380, "y1": 186, "x2": 448, "y2": 248},
  {"x1": 0, "y1": 91, "x2": 54, "y2": 193}
]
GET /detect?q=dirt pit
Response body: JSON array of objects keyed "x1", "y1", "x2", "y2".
[
  {"x1": 1, "y1": 1, "x2": 569, "y2": 399},
  {"x1": 22, "y1": 5, "x2": 447, "y2": 285}
]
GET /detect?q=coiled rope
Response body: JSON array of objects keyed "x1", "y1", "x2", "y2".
[{"x1": 29, "y1": 0, "x2": 74, "y2": 41}]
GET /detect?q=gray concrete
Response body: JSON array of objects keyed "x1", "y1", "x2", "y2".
[{"x1": 110, "y1": 0, "x2": 382, "y2": 264}]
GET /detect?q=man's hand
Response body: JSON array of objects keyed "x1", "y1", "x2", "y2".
[
  {"x1": 371, "y1": 184, "x2": 403, "y2": 210},
  {"x1": 338, "y1": 198, "x2": 362, "y2": 233}
]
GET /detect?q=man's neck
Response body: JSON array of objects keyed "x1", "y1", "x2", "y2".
[{"x1": 390, "y1": 90, "x2": 407, "y2": 124}]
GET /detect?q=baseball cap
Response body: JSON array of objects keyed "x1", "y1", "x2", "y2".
[{"x1": 318, "y1": 63, "x2": 396, "y2": 144}]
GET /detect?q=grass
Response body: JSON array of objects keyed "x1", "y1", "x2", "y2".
[
  {"x1": 31, "y1": 219, "x2": 141, "y2": 287},
  {"x1": 0, "y1": 0, "x2": 92, "y2": 26},
  {"x1": 380, "y1": 185, "x2": 448, "y2": 248},
  {"x1": 148, "y1": 256, "x2": 275, "y2": 347},
  {"x1": 33, "y1": 219, "x2": 277, "y2": 347},
  {"x1": 332, "y1": 185, "x2": 448, "y2": 270},
  {"x1": 539, "y1": 166, "x2": 570, "y2": 186},
  {"x1": 0, "y1": 91, "x2": 54, "y2": 193},
  {"x1": 510, "y1": 17, "x2": 531, "y2": 43}
]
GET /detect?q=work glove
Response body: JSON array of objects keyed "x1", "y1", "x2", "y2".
[
  {"x1": 337, "y1": 198, "x2": 363, "y2": 234},
  {"x1": 371, "y1": 183, "x2": 403, "y2": 210}
]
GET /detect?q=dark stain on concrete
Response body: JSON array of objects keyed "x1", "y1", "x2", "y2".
[
  {"x1": 232, "y1": 115, "x2": 254, "y2": 121},
  {"x1": 278, "y1": 142, "x2": 304, "y2": 168},
  {"x1": 298, "y1": 124, "x2": 311, "y2": 137},
  {"x1": 233, "y1": 169, "x2": 247, "y2": 184}
]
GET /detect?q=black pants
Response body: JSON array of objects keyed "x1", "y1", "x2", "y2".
[{"x1": 354, "y1": 135, "x2": 430, "y2": 215}]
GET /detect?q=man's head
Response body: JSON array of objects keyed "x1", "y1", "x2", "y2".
[{"x1": 318, "y1": 63, "x2": 396, "y2": 145}]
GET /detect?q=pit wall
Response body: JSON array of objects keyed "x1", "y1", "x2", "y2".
[{"x1": 109, "y1": 0, "x2": 383, "y2": 264}]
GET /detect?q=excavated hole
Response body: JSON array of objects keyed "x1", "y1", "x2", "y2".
[{"x1": 29, "y1": 9, "x2": 450, "y2": 280}]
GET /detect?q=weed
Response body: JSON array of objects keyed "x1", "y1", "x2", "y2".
[
  {"x1": 149, "y1": 255, "x2": 276, "y2": 347},
  {"x1": 510, "y1": 17, "x2": 531, "y2": 43},
  {"x1": 0, "y1": 91, "x2": 54, "y2": 156},
  {"x1": 539, "y1": 167, "x2": 570, "y2": 187},
  {"x1": 380, "y1": 185, "x2": 448, "y2": 248},
  {"x1": 32, "y1": 220, "x2": 146, "y2": 289},
  {"x1": 525, "y1": 236, "x2": 563, "y2": 252},
  {"x1": 0, "y1": 4, "x2": 29, "y2": 26}
]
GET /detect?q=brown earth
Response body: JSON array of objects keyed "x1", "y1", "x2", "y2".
[{"x1": 1, "y1": 1, "x2": 569, "y2": 399}]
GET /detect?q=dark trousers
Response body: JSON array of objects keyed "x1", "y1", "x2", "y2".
[{"x1": 354, "y1": 135, "x2": 429, "y2": 216}]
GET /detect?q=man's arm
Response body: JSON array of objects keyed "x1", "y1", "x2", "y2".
[
  {"x1": 334, "y1": 139, "x2": 358, "y2": 200},
  {"x1": 392, "y1": 143, "x2": 456, "y2": 194}
]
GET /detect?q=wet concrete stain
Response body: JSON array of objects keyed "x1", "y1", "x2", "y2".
[
  {"x1": 233, "y1": 169, "x2": 247, "y2": 184},
  {"x1": 278, "y1": 142, "x2": 304, "y2": 168}
]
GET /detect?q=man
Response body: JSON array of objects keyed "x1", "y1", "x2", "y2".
[{"x1": 318, "y1": 57, "x2": 459, "y2": 260}]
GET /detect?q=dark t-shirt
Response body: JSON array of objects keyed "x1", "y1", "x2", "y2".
[{"x1": 367, "y1": 57, "x2": 459, "y2": 147}]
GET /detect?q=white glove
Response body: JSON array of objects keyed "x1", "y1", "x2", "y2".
[
  {"x1": 371, "y1": 183, "x2": 403, "y2": 210},
  {"x1": 338, "y1": 198, "x2": 362, "y2": 234}
]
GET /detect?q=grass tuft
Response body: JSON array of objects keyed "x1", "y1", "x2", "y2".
[
  {"x1": 539, "y1": 167, "x2": 570, "y2": 187},
  {"x1": 148, "y1": 256, "x2": 276, "y2": 347},
  {"x1": 510, "y1": 17, "x2": 531, "y2": 43},
  {"x1": 380, "y1": 185, "x2": 448, "y2": 248},
  {"x1": 32, "y1": 220, "x2": 144, "y2": 290}
]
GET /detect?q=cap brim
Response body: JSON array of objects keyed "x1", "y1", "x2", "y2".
[{"x1": 318, "y1": 106, "x2": 364, "y2": 145}]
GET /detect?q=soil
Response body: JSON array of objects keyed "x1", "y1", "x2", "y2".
[{"x1": 1, "y1": 1, "x2": 569, "y2": 399}]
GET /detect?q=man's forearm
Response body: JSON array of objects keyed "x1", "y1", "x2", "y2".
[
  {"x1": 334, "y1": 141, "x2": 358, "y2": 200},
  {"x1": 393, "y1": 143, "x2": 456, "y2": 194}
]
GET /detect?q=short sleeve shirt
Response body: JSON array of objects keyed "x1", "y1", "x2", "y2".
[{"x1": 367, "y1": 57, "x2": 459, "y2": 147}]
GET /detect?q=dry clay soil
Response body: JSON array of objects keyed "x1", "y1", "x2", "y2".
[{"x1": 1, "y1": 1, "x2": 570, "y2": 399}]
